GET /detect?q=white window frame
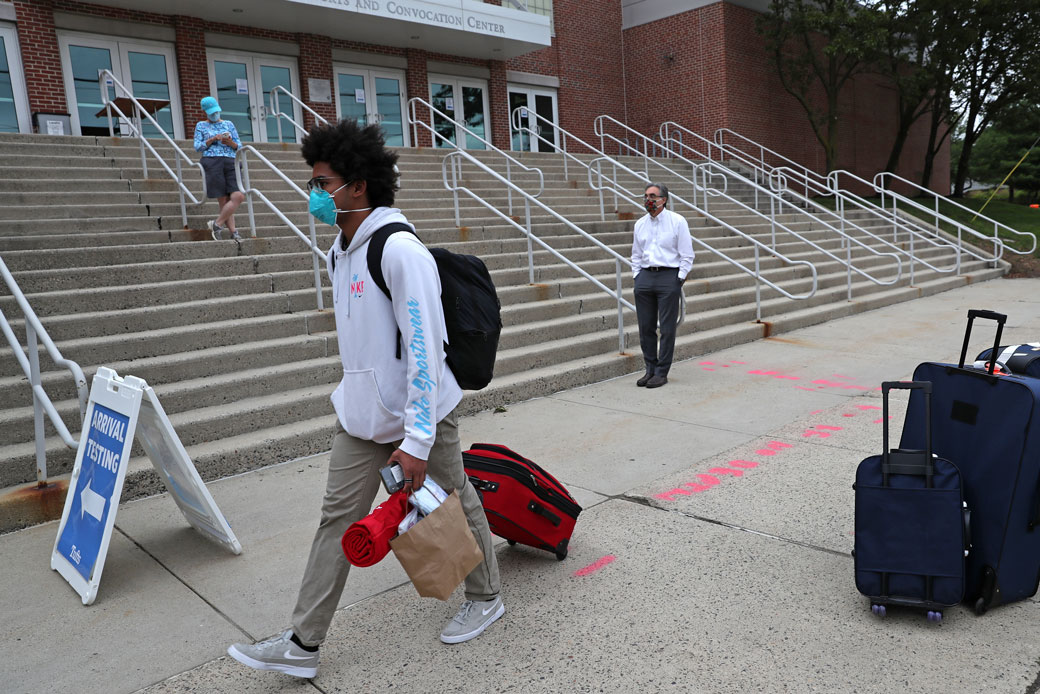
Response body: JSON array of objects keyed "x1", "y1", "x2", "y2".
[
  {"x1": 427, "y1": 74, "x2": 492, "y2": 151},
  {"x1": 0, "y1": 22, "x2": 30, "y2": 133},
  {"x1": 206, "y1": 49, "x2": 301, "y2": 144},
  {"x1": 507, "y1": 83, "x2": 559, "y2": 153},
  {"x1": 57, "y1": 31, "x2": 183, "y2": 138},
  {"x1": 333, "y1": 63, "x2": 410, "y2": 147}
]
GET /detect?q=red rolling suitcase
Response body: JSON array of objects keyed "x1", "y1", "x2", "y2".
[{"x1": 462, "y1": 443, "x2": 582, "y2": 560}]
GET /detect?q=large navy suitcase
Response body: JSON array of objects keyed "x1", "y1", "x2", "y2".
[
  {"x1": 854, "y1": 381, "x2": 969, "y2": 622},
  {"x1": 902, "y1": 309, "x2": 1040, "y2": 614}
]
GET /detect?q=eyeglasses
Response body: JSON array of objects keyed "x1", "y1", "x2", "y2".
[
  {"x1": 306, "y1": 176, "x2": 345, "y2": 193},
  {"x1": 643, "y1": 194, "x2": 663, "y2": 201}
]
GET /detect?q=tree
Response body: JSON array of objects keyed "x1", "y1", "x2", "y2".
[
  {"x1": 967, "y1": 101, "x2": 1040, "y2": 203},
  {"x1": 757, "y1": 0, "x2": 888, "y2": 173},
  {"x1": 949, "y1": 0, "x2": 1040, "y2": 197}
]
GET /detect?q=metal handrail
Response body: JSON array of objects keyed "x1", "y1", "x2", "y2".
[
  {"x1": 659, "y1": 121, "x2": 733, "y2": 165},
  {"x1": 1, "y1": 255, "x2": 87, "y2": 485},
  {"x1": 770, "y1": 165, "x2": 981, "y2": 283},
  {"x1": 822, "y1": 169, "x2": 1005, "y2": 274},
  {"x1": 513, "y1": 111, "x2": 819, "y2": 319},
  {"x1": 713, "y1": 126, "x2": 829, "y2": 201},
  {"x1": 407, "y1": 97, "x2": 544, "y2": 214},
  {"x1": 234, "y1": 145, "x2": 327, "y2": 310},
  {"x1": 872, "y1": 171, "x2": 1036, "y2": 256},
  {"x1": 693, "y1": 160, "x2": 903, "y2": 295},
  {"x1": 661, "y1": 132, "x2": 911, "y2": 290},
  {"x1": 270, "y1": 85, "x2": 328, "y2": 142},
  {"x1": 97, "y1": 69, "x2": 203, "y2": 227},
  {"x1": 443, "y1": 149, "x2": 640, "y2": 353},
  {"x1": 586, "y1": 156, "x2": 819, "y2": 321}
]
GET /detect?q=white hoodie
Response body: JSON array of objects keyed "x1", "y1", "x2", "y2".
[{"x1": 325, "y1": 207, "x2": 462, "y2": 460}]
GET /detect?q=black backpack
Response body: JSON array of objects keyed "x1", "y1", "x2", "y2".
[{"x1": 364, "y1": 223, "x2": 501, "y2": 390}]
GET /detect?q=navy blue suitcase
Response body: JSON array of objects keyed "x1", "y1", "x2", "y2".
[
  {"x1": 902, "y1": 309, "x2": 1040, "y2": 614},
  {"x1": 854, "y1": 381, "x2": 970, "y2": 622}
]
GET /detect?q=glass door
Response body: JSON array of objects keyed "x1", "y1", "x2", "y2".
[
  {"x1": 208, "y1": 51, "x2": 300, "y2": 143},
  {"x1": 58, "y1": 33, "x2": 181, "y2": 138},
  {"x1": 334, "y1": 65, "x2": 408, "y2": 146},
  {"x1": 428, "y1": 76, "x2": 489, "y2": 150},
  {"x1": 509, "y1": 85, "x2": 558, "y2": 153},
  {"x1": 0, "y1": 24, "x2": 30, "y2": 133}
]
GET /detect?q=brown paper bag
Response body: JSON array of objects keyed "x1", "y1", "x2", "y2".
[{"x1": 390, "y1": 490, "x2": 483, "y2": 600}]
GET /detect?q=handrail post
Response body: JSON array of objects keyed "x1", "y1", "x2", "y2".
[
  {"x1": 275, "y1": 90, "x2": 284, "y2": 144},
  {"x1": 562, "y1": 132, "x2": 568, "y2": 180},
  {"x1": 525, "y1": 197, "x2": 534, "y2": 285},
  {"x1": 754, "y1": 245, "x2": 762, "y2": 322},
  {"x1": 507, "y1": 158, "x2": 513, "y2": 215},
  {"x1": 175, "y1": 155, "x2": 187, "y2": 228},
  {"x1": 241, "y1": 153, "x2": 256, "y2": 235},
  {"x1": 616, "y1": 259, "x2": 625, "y2": 353},
  {"x1": 309, "y1": 214, "x2": 323, "y2": 310},
  {"x1": 26, "y1": 323, "x2": 47, "y2": 485},
  {"x1": 909, "y1": 232, "x2": 915, "y2": 285},
  {"x1": 137, "y1": 104, "x2": 148, "y2": 179},
  {"x1": 452, "y1": 156, "x2": 461, "y2": 227}
]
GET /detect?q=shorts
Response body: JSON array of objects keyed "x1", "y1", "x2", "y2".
[{"x1": 201, "y1": 156, "x2": 241, "y2": 198}]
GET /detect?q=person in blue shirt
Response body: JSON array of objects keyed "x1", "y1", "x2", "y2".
[{"x1": 193, "y1": 96, "x2": 245, "y2": 240}]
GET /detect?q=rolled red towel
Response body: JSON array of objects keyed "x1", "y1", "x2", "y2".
[{"x1": 342, "y1": 492, "x2": 410, "y2": 567}]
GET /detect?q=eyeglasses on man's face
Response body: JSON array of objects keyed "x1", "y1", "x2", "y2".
[
  {"x1": 643, "y1": 193, "x2": 664, "y2": 202},
  {"x1": 306, "y1": 176, "x2": 345, "y2": 193}
]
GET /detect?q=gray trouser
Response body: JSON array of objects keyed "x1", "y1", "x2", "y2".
[
  {"x1": 291, "y1": 408, "x2": 500, "y2": 646},
  {"x1": 634, "y1": 268, "x2": 683, "y2": 376}
]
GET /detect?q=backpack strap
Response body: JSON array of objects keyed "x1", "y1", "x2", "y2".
[
  {"x1": 365, "y1": 222, "x2": 417, "y2": 300},
  {"x1": 365, "y1": 222, "x2": 418, "y2": 360}
]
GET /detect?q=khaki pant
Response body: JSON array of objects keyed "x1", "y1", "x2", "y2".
[{"x1": 291, "y1": 408, "x2": 500, "y2": 646}]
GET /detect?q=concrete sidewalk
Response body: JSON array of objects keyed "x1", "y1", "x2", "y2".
[{"x1": 6, "y1": 278, "x2": 1040, "y2": 694}]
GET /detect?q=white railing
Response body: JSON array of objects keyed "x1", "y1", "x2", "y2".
[
  {"x1": 408, "y1": 97, "x2": 544, "y2": 214},
  {"x1": 269, "y1": 85, "x2": 329, "y2": 142},
  {"x1": 586, "y1": 156, "x2": 819, "y2": 320},
  {"x1": 659, "y1": 121, "x2": 729, "y2": 164},
  {"x1": 824, "y1": 169, "x2": 1009, "y2": 276},
  {"x1": 512, "y1": 109, "x2": 818, "y2": 320},
  {"x1": 97, "y1": 69, "x2": 203, "y2": 227},
  {"x1": 443, "y1": 149, "x2": 641, "y2": 353},
  {"x1": 234, "y1": 145, "x2": 327, "y2": 310},
  {"x1": 714, "y1": 127, "x2": 829, "y2": 202},
  {"x1": 1, "y1": 255, "x2": 87, "y2": 485},
  {"x1": 872, "y1": 171, "x2": 1036, "y2": 257}
]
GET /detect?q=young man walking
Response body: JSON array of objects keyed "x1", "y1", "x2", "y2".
[{"x1": 227, "y1": 120, "x2": 503, "y2": 679}]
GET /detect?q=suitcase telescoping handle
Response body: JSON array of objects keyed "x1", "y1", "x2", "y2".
[
  {"x1": 959, "y1": 309, "x2": 1007, "y2": 375},
  {"x1": 881, "y1": 381, "x2": 933, "y2": 487}
]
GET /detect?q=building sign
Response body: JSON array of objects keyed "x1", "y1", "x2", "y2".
[
  {"x1": 51, "y1": 368, "x2": 240, "y2": 606},
  {"x1": 287, "y1": 0, "x2": 549, "y2": 43}
]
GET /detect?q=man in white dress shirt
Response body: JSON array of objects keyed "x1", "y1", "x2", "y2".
[{"x1": 630, "y1": 183, "x2": 695, "y2": 388}]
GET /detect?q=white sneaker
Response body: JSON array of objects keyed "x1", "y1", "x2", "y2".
[
  {"x1": 227, "y1": 630, "x2": 318, "y2": 678},
  {"x1": 207, "y1": 220, "x2": 224, "y2": 240},
  {"x1": 439, "y1": 596, "x2": 505, "y2": 644}
]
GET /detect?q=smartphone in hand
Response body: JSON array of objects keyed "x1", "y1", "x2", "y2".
[{"x1": 379, "y1": 463, "x2": 405, "y2": 494}]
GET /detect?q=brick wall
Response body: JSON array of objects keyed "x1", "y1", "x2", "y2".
[
  {"x1": 13, "y1": 0, "x2": 66, "y2": 117},
  {"x1": 297, "y1": 34, "x2": 334, "y2": 130},
  {"x1": 173, "y1": 15, "x2": 207, "y2": 135}
]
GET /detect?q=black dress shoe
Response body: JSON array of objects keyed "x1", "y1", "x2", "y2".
[
  {"x1": 646, "y1": 375, "x2": 668, "y2": 388},
  {"x1": 636, "y1": 371, "x2": 653, "y2": 387}
]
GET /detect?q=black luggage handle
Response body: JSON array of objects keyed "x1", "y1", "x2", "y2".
[
  {"x1": 881, "y1": 381, "x2": 933, "y2": 486},
  {"x1": 959, "y1": 309, "x2": 1007, "y2": 374}
]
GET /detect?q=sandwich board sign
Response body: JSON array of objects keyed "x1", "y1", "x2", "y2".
[{"x1": 51, "y1": 367, "x2": 241, "y2": 605}]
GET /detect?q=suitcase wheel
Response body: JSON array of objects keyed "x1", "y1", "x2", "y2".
[
  {"x1": 871, "y1": 604, "x2": 887, "y2": 618},
  {"x1": 926, "y1": 610, "x2": 942, "y2": 623},
  {"x1": 555, "y1": 548, "x2": 567, "y2": 561},
  {"x1": 506, "y1": 539, "x2": 516, "y2": 546},
  {"x1": 974, "y1": 597, "x2": 988, "y2": 616}
]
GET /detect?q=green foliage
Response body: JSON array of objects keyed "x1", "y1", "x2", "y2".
[{"x1": 968, "y1": 102, "x2": 1040, "y2": 201}]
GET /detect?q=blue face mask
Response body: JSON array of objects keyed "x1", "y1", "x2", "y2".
[
  {"x1": 308, "y1": 182, "x2": 373, "y2": 226},
  {"x1": 207, "y1": 112, "x2": 220, "y2": 122}
]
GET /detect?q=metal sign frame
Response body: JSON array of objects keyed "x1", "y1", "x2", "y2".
[{"x1": 51, "y1": 368, "x2": 241, "y2": 605}]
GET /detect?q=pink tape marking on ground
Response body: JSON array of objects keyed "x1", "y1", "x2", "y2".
[
  {"x1": 872, "y1": 417, "x2": 893, "y2": 424},
  {"x1": 855, "y1": 404, "x2": 882, "y2": 411},
  {"x1": 700, "y1": 361, "x2": 715, "y2": 366},
  {"x1": 810, "y1": 410, "x2": 823, "y2": 415},
  {"x1": 842, "y1": 413, "x2": 856, "y2": 417},
  {"x1": 730, "y1": 361, "x2": 747, "y2": 364},
  {"x1": 574, "y1": 555, "x2": 616, "y2": 577}
]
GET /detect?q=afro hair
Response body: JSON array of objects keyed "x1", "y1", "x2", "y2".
[{"x1": 301, "y1": 119, "x2": 399, "y2": 208}]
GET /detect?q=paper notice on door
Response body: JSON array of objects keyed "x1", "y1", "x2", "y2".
[
  {"x1": 46, "y1": 120, "x2": 65, "y2": 136},
  {"x1": 236, "y1": 78, "x2": 248, "y2": 94},
  {"x1": 355, "y1": 88, "x2": 366, "y2": 104},
  {"x1": 445, "y1": 97, "x2": 454, "y2": 112}
]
